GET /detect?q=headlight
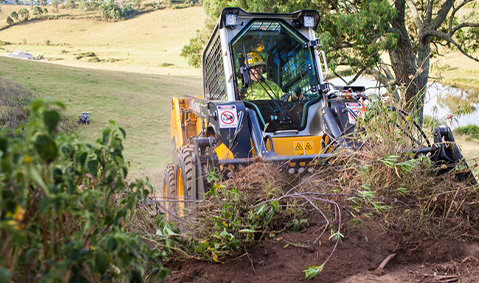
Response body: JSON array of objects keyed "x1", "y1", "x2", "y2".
[
  {"x1": 225, "y1": 13, "x2": 237, "y2": 27},
  {"x1": 304, "y1": 15, "x2": 315, "y2": 28}
]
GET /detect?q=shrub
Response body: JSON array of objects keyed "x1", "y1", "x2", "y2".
[
  {"x1": 454, "y1": 124, "x2": 479, "y2": 139},
  {"x1": 0, "y1": 98, "x2": 170, "y2": 282}
]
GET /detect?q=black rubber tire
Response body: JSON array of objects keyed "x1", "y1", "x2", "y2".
[
  {"x1": 163, "y1": 163, "x2": 176, "y2": 217},
  {"x1": 172, "y1": 145, "x2": 195, "y2": 215}
]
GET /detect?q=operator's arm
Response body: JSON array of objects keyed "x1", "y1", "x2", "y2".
[{"x1": 288, "y1": 87, "x2": 304, "y2": 102}]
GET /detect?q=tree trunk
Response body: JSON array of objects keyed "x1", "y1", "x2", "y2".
[
  {"x1": 389, "y1": 0, "x2": 425, "y2": 124},
  {"x1": 414, "y1": 34, "x2": 432, "y2": 125}
]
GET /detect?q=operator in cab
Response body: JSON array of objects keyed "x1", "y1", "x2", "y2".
[{"x1": 239, "y1": 51, "x2": 303, "y2": 102}]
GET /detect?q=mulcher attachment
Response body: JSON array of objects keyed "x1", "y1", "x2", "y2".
[{"x1": 429, "y1": 126, "x2": 477, "y2": 183}]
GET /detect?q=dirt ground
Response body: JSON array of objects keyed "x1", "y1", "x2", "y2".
[{"x1": 165, "y1": 222, "x2": 479, "y2": 282}]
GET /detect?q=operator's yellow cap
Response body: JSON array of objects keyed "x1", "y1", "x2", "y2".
[{"x1": 246, "y1": 52, "x2": 266, "y2": 67}]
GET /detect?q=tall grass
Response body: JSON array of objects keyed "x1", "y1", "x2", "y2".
[{"x1": 0, "y1": 77, "x2": 34, "y2": 136}]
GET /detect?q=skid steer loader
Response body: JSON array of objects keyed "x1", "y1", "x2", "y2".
[{"x1": 163, "y1": 7, "x2": 476, "y2": 215}]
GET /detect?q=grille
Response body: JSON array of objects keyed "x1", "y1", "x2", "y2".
[{"x1": 203, "y1": 32, "x2": 227, "y2": 100}]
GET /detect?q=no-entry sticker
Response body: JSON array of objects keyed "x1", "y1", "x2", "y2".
[
  {"x1": 218, "y1": 105, "x2": 238, "y2": 128},
  {"x1": 345, "y1": 102, "x2": 364, "y2": 124}
]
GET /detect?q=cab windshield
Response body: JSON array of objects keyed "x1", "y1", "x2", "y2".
[{"x1": 231, "y1": 19, "x2": 320, "y2": 132}]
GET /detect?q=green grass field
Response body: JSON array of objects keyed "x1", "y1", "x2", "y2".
[{"x1": 0, "y1": 56, "x2": 202, "y2": 184}]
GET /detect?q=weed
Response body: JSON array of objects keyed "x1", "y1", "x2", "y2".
[{"x1": 303, "y1": 264, "x2": 324, "y2": 279}]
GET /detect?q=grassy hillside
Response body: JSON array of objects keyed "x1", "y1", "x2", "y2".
[
  {"x1": 430, "y1": 51, "x2": 479, "y2": 90},
  {"x1": 0, "y1": 56, "x2": 202, "y2": 182},
  {"x1": 0, "y1": 6, "x2": 206, "y2": 77}
]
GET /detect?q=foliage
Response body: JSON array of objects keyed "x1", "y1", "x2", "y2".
[
  {"x1": 52, "y1": 0, "x2": 59, "y2": 13},
  {"x1": 422, "y1": 115, "x2": 440, "y2": 130},
  {"x1": 6, "y1": 16, "x2": 13, "y2": 25},
  {"x1": 0, "y1": 98, "x2": 170, "y2": 282},
  {"x1": 65, "y1": 0, "x2": 77, "y2": 10},
  {"x1": 304, "y1": 264, "x2": 324, "y2": 280},
  {"x1": 180, "y1": 19, "x2": 214, "y2": 68},
  {"x1": 150, "y1": 168, "x2": 311, "y2": 262}
]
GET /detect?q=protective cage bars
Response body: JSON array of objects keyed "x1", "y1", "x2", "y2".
[{"x1": 203, "y1": 29, "x2": 227, "y2": 100}]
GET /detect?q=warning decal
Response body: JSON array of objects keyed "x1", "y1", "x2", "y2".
[
  {"x1": 293, "y1": 142, "x2": 304, "y2": 155},
  {"x1": 294, "y1": 141, "x2": 315, "y2": 155},
  {"x1": 304, "y1": 142, "x2": 314, "y2": 155},
  {"x1": 218, "y1": 105, "x2": 238, "y2": 129}
]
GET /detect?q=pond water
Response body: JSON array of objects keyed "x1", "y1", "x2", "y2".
[{"x1": 328, "y1": 76, "x2": 479, "y2": 129}]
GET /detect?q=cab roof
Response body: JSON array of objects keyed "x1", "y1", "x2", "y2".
[{"x1": 219, "y1": 7, "x2": 321, "y2": 31}]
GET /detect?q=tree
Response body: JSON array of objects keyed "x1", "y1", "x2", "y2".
[
  {"x1": 33, "y1": 5, "x2": 43, "y2": 16},
  {"x1": 79, "y1": 0, "x2": 88, "y2": 16},
  {"x1": 388, "y1": 0, "x2": 479, "y2": 122},
  {"x1": 14, "y1": 0, "x2": 20, "y2": 5},
  {"x1": 52, "y1": 0, "x2": 59, "y2": 13},
  {"x1": 18, "y1": 8, "x2": 29, "y2": 20},
  {"x1": 187, "y1": 0, "x2": 479, "y2": 124},
  {"x1": 7, "y1": 16, "x2": 14, "y2": 25},
  {"x1": 65, "y1": 0, "x2": 77, "y2": 10},
  {"x1": 10, "y1": 11, "x2": 18, "y2": 20}
]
